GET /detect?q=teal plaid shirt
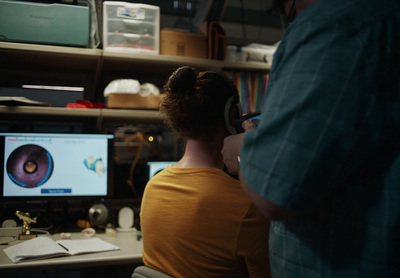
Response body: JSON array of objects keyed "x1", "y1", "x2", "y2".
[{"x1": 241, "y1": 0, "x2": 400, "y2": 277}]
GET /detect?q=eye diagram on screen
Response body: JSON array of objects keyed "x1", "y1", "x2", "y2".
[
  {"x1": 6, "y1": 144, "x2": 54, "y2": 188},
  {"x1": 84, "y1": 156, "x2": 105, "y2": 176}
]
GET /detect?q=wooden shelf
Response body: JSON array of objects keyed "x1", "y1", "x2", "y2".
[
  {"x1": 99, "y1": 108, "x2": 163, "y2": 124},
  {"x1": 0, "y1": 42, "x2": 270, "y2": 71},
  {"x1": 0, "y1": 105, "x2": 162, "y2": 123},
  {"x1": 0, "y1": 42, "x2": 270, "y2": 102},
  {"x1": 0, "y1": 42, "x2": 270, "y2": 128},
  {"x1": 0, "y1": 105, "x2": 97, "y2": 117},
  {"x1": 0, "y1": 43, "x2": 101, "y2": 78},
  {"x1": 0, "y1": 42, "x2": 101, "y2": 61}
]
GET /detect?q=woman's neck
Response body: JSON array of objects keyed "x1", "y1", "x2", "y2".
[{"x1": 176, "y1": 132, "x2": 226, "y2": 170}]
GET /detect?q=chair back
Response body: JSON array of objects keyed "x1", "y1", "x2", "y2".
[{"x1": 132, "y1": 266, "x2": 173, "y2": 278}]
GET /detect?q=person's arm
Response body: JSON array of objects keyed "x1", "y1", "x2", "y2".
[
  {"x1": 222, "y1": 120, "x2": 256, "y2": 176},
  {"x1": 221, "y1": 133, "x2": 243, "y2": 176},
  {"x1": 223, "y1": 120, "x2": 294, "y2": 220},
  {"x1": 239, "y1": 171, "x2": 294, "y2": 221}
]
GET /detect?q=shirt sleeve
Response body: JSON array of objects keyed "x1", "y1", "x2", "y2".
[
  {"x1": 236, "y1": 205, "x2": 270, "y2": 278},
  {"x1": 240, "y1": 15, "x2": 388, "y2": 211}
]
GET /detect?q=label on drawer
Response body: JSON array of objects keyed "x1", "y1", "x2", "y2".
[{"x1": 117, "y1": 7, "x2": 145, "y2": 19}]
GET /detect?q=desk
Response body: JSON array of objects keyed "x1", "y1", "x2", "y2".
[{"x1": 0, "y1": 230, "x2": 143, "y2": 273}]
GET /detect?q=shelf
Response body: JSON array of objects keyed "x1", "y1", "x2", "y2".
[
  {"x1": 102, "y1": 51, "x2": 220, "y2": 73},
  {"x1": 0, "y1": 42, "x2": 271, "y2": 71},
  {"x1": 0, "y1": 42, "x2": 101, "y2": 61},
  {"x1": 100, "y1": 108, "x2": 163, "y2": 124},
  {"x1": 222, "y1": 60, "x2": 272, "y2": 71},
  {"x1": 0, "y1": 41, "x2": 271, "y2": 104},
  {"x1": 0, "y1": 105, "x2": 163, "y2": 125},
  {"x1": 0, "y1": 42, "x2": 270, "y2": 82},
  {"x1": 0, "y1": 42, "x2": 101, "y2": 77},
  {"x1": 101, "y1": 49, "x2": 271, "y2": 73},
  {"x1": 0, "y1": 42, "x2": 102, "y2": 101},
  {"x1": 0, "y1": 105, "x2": 97, "y2": 117}
]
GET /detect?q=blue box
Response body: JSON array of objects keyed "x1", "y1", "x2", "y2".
[{"x1": 0, "y1": 0, "x2": 90, "y2": 47}]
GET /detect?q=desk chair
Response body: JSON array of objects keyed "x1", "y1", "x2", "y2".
[{"x1": 132, "y1": 266, "x2": 173, "y2": 278}]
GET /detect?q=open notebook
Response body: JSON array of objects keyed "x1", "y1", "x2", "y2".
[{"x1": 4, "y1": 236, "x2": 120, "y2": 263}]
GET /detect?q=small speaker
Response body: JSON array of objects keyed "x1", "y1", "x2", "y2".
[{"x1": 117, "y1": 207, "x2": 135, "y2": 231}]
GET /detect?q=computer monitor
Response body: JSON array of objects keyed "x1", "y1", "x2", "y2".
[
  {"x1": 0, "y1": 132, "x2": 114, "y2": 199},
  {"x1": 147, "y1": 161, "x2": 176, "y2": 180}
]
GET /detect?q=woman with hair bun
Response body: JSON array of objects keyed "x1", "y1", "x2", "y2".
[{"x1": 140, "y1": 66, "x2": 270, "y2": 278}]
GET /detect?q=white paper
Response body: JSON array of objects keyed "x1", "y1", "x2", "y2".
[{"x1": 4, "y1": 236, "x2": 120, "y2": 263}]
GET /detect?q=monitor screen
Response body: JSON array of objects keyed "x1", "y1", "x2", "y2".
[
  {"x1": 147, "y1": 161, "x2": 176, "y2": 180},
  {"x1": 0, "y1": 133, "x2": 114, "y2": 199}
]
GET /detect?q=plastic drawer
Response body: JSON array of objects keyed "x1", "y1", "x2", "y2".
[{"x1": 107, "y1": 19, "x2": 156, "y2": 36}]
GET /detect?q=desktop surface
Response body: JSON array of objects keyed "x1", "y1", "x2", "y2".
[{"x1": 0, "y1": 230, "x2": 143, "y2": 273}]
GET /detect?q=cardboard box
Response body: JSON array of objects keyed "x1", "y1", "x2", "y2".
[
  {"x1": 161, "y1": 29, "x2": 207, "y2": 58},
  {"x1": 107, "y1": 93, "x2": 163, "y2": 109}
]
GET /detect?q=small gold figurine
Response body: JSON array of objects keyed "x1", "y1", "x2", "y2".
[{"x1": 15, "y1": 211, "x2": 38, "y2": 240}]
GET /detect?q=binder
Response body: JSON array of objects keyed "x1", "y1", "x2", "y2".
[{"x1": 207, "y1": 21, "x2": 227, "y2": 60}]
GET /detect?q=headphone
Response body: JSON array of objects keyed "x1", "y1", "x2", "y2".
[
  {"x1": 203, "y1": 71, "x2": 242, "y2": 134},
  {"x1": 224, "y1": 94, "x2": 242, "y2": 134}
]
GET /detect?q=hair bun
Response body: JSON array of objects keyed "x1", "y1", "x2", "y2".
[{"x1": 168, "y1": 66, "x2": 196, "y2": 94}]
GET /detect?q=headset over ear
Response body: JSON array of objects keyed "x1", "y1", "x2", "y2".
[
  {"x1": 202, "y1": 71, "x2": 243, "y2": 134},
  {"x1": 219, "y1": 74, "x2": 242, "y2": 134},
  {"x1": 224, "y1": 94, "x2": 242, "y2": 134}
]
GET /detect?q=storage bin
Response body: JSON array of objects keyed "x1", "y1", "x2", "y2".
[
  {"x1": 0, "y1": 0, "x2": 90, "y2": 47},
  {"x1": 103, "y1": 2, "x2": 159, "y2": 54}
]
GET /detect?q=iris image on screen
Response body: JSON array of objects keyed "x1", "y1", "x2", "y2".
[
  {"x1": 1, "y1": 132, "x2": 113, "y2": 198},
  {"x1": 6, "y1": 144, "x2": 54, "y2": 188}
]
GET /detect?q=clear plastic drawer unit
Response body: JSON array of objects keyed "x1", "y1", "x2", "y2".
[{"x1": 103, "y1": 2, "x2": 160, "y2": 54}]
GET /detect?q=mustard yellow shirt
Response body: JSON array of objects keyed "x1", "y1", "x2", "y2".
[{"x1": 140, "y1": 165, "x2": 270, "y2": 278}]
